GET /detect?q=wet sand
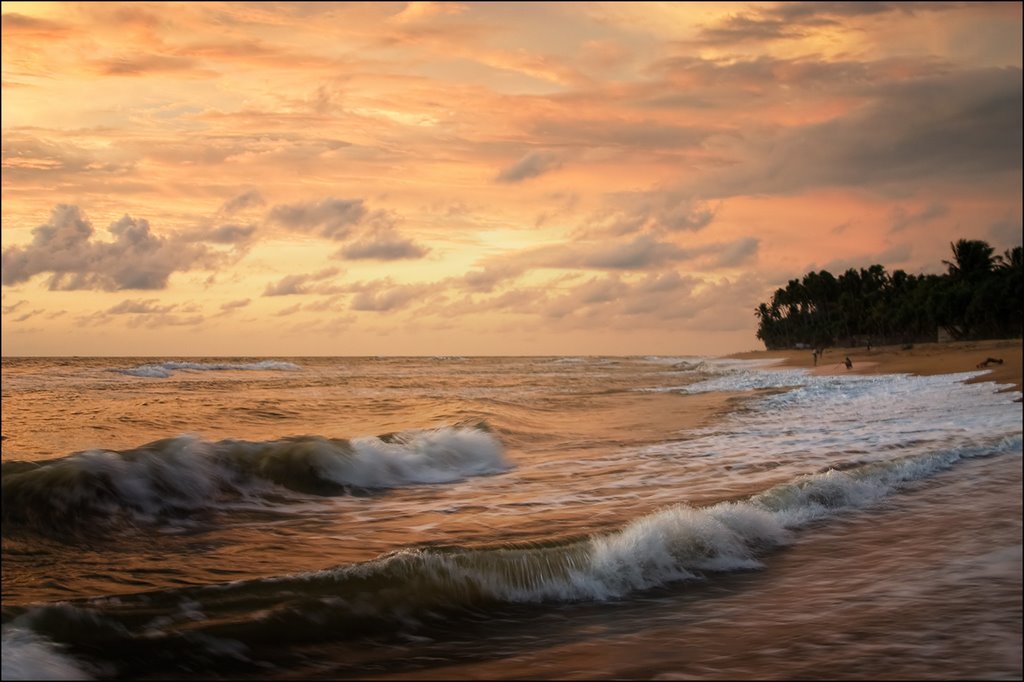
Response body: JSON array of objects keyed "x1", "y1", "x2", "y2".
[{"x1": 730, "y1": 338, "x2": 1022, "y2": 394}]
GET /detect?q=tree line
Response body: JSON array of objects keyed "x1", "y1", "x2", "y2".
[{"x1": 755, "y1": 239, "x2": 1023, "y2": 350}]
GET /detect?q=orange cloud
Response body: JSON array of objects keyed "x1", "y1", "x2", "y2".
[{"x1": 2, "y1": 1, "x2": 1020, "y2": 356}]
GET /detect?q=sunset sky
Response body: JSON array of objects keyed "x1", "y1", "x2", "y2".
[{"x1": 2, "y1": 1, "x2": 1021, "y2": 357}]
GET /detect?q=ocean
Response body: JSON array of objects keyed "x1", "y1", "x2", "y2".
[{"x1": 1, "y1": 355, "x2": 1021, "y2": 680}]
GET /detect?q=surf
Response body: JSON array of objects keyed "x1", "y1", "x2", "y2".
[{"x1": 1, "y1": 424, "x2": 509, "y2": 534}]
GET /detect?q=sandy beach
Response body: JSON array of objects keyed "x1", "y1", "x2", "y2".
[{"x1": 730, "y1": 338, "x2": 1023, "y2": 395}]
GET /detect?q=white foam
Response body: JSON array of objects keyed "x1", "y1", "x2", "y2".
[
  {"x1": 330, "y1": 427, "x2": 511, "y2": 487},
  {"x1": 635, "y1": 357, "x2": 792, "y2": 392},
  {"x1": 584, "y1": 503, "x2": 773, "y2": 597},
  {"x1": 9, "y1": 427, "x2": 511, "y2": 529},
  {"x1": 1, "y1": 627, "x2": 94, "y2": 680},
  {"x1": 114, "y1": 360, "x2": 301, "y2": 378},
  {"x1": 637, "y1": 356, "x2": 704, "y2": 366},
  {"x1": 59, "y1": 437, "x2": 237, "y2": 518},
  {"x1": 635, "y1": 368, "x2": 1021, "y2": 483}
]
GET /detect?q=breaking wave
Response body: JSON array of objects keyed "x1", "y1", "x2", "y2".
[
  {"x1": 0, "y1": 627, "x2": 95, "y2": 681},
  {"x1": 112, "y1": 360, "x2": 302, "y2": 379},
  {"x1": 1, "y1": 425, "x2": 509, "y2": 533},
  {"x1": 5, "y1": 436, "x2": 1017, "y2": 676}
]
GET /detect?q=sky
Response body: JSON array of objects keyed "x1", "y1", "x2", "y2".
[{"x1": 2, "y1": 1, "x2": 1021, "y2": 357}]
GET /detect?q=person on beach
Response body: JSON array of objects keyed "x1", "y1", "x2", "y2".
[{"x1": 844, "y1": 356, "x2": 853, "y2": 369}]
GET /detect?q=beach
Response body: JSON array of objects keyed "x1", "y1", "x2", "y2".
[{"x1": 731, "y1": 338, "x2": 1023, "y2": 394}]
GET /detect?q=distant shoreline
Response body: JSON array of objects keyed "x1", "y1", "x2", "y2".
[{"x1": 729, "y1": 338, "x2": 1023, "y2": 395}]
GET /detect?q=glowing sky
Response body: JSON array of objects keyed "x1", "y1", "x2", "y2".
[{"x1": 2, "y1": 1, "x2": 1021, "y2": 356}]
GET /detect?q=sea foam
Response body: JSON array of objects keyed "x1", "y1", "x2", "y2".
[
  {"x1": 112, "y1": 360, "x2": 301, "y2": 378},
  {"x1": 1, "y1": 627, "x2": 94, "y2": 681},
  {"x1": 1, "y1": 425, "x2": 510, "y2": 532}
]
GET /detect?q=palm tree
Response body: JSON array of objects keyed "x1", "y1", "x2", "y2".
[
  {"x1": 942, "y1": 239, "x2": 995, "y2": 281},
  {"x1": 994, "y1": 245, "x2": 1023, "y2": 271}
]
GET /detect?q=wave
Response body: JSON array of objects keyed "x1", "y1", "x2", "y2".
[
  {"x1": 670, "y1": 361, "x2": 1001, "y2": 396},
  {"x1": 1, "y1": 627, "x2": 95, "y2": 681},
  {"x1": 112, "y1": 360, "x2": 302, "y2": 378},
  {"x1": 1, "y1": 425, "x2": 509, "y2": 533},
  {"x1": 638, "y1": 356, "x2": 702, "y2": 366},
  {"x1": 5, "y1": 436, "x2": 1016, "y2": 677},
  {"x1": 633, "y1": 357, "x2": 795, "y2": 392}
]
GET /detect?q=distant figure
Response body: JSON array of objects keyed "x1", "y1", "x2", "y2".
[
  {"x1": 812, "y1": 349, "x2": 819, "y2": 366},
  {"x1": 866, "y1": 340, "x2": 872, "y2": 352},
  {"x1": 977, "y1": 357, "x2": 1004, "y2": 368},
  {"x1": 844, "y1": 356, "x2": 853, "y2": 370}
]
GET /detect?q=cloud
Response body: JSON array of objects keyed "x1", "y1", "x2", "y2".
[
  {"x1": 889, "y1": 202, "x2": 949, "y2": 233},
  {"x1": 713, "y1": 237, "x2": 760, "y2": 268},
  {"x1": 819, "y1": 243, "x2": 915, "y2": 274},
  {"x1": 2, "y1": 298, "x2": 40, "y2": 322},
  {"x1": 496, "y1": 150, "x2": 564, "y2": 183},
  {"x1": 765, "y1": 2, "x2": 919, "y2": 22},
  {"x1": 97, "y1": 298, "x2": 205, "y2": 328},
  {"x1": 456, "y1": 232, "x2": 758, "y2": 297},
  {"x1": 701, "y1": 67, "x2": 1022, "y2": 197},
  {"x1": 267, "y1": 198, "x2": 368, "y2": 240},
  {"x1": 649, "y1": 54, "x2": 939, "y2": 94},
  {"x1": 349, "y1": 280, "x2": 440, "y2": 311},
  {"x1": 831, "y1": 221, "x2": 855, "y2": 235},
  {"x1": 1, "y1": 205, "x2": 215, "y2": 291},
  {"x1": 2, "y1": 134, "x2": 134, "y2": 177},
  {"x1": 323, "y1": 208, "x2": 430, "y2": 260},
  {"x1": 523, "y1": 270, "x2": 766, "y2": 334},
  {"x1": 576, "y1": 235, "x2": 688, "y2": 270},
  {"x1": 692, "y1": 2, "x2": 957, "y2": 47},
  {"x1": 2, "y1": 299, "x2": 29, "y2": 314},
  {"x1": 108, "y1": 299, "x2": 177, "y2": 315},
  {"x1": 541, "y1": 271, "x2": 702, "y2": 323},
  {"x1": 694, "y1": 14, "x2": 807, "y2": 47},
  {"x1": 988, "y1": 218, "x2": 1024, "y2": 249},
  {"x1": 220, "y1": 189, "x2": 265, "y2": 215},
  {"x1": 530, "y1": 119, "x2": 709, "y2": 150},
  {"x1": 337, "y1": 235, "x2": 429, "y2": 260},
  {"x1": 11, "y1": 308, "x2": 44, "y2": 323},
  {"x1": 351, "y1": 289, "x2": 420, "y2": 311},
  {"x1": 219, "y1": 298, "x2": 250, "y2": 312},
  {"x1": 93, "y1": 55, "x2": 207, "y2": 77},
  {"x1": 179, "y1": 196, "x2": 261, "y2": 245},
  {"x1": 461, "y1": 263, "x2": 527, "y2": 293},
  {"x1": 262, "y1": 267, "x2": 340, "y2": 296},
  {"x1": 203, "y1": 223, "x2": 258, "y2": 244},
  {"x1": 563, "y1": 235, "x2": 756, "y2": 271},
  {"x1": 1, "y1": 12, "x2": 72, "y2": 38},
  {"x1": 587, "y1": 190, "x2": 717, "y2": 236},
  {"x1": 390, "y1": 2, "x2": 468, "y2": 24},
  {"x1": 276, "y1": 302, "x2": 304, "y2": 316},
  {"x1": 543, "y1": 276, "x2": 628, "y2": 318}
]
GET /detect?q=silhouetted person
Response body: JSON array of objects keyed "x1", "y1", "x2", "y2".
[{"x1": 844, "y1": 356, "x2": 853, "y2": 370}]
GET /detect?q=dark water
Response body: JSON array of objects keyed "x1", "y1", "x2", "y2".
[{"x1": 2, "y1": 356, "x2": 1021, "y2": 680}]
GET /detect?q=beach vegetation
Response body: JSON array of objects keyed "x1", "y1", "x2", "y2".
[{"x1": 755, "y1": 240, "x2": 1023, "y2": 349}]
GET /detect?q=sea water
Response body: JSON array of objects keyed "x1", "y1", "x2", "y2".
[{"x1": 2, "y1": 356, "x2": 1021, "y2": 680}]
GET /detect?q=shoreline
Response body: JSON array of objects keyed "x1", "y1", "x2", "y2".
[{"x1": 728, "y1": 338, "x2": 1022, "y2": 395}]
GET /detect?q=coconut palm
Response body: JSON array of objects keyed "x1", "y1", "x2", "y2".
[{"x1": 942, "y1": 239, "x2": 995, "y2": 281}]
